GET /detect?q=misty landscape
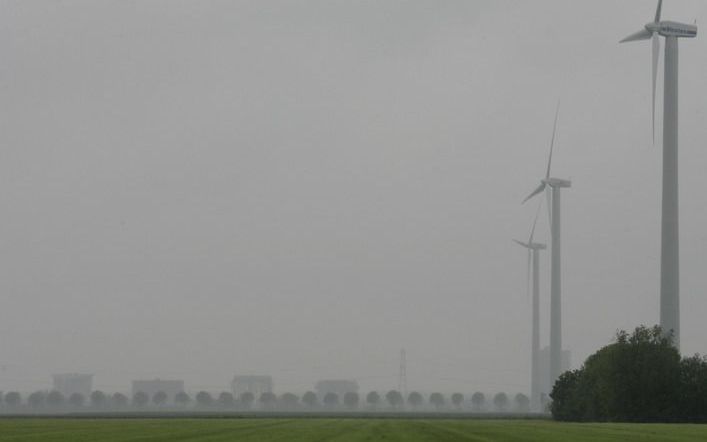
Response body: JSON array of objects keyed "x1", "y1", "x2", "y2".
[{"x1": 1, "y1": 0, "x2": 707, "y2": 441}]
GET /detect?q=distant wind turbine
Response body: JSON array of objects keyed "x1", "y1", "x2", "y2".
[
  {"x1": 621, "y1": 0, "x2": 697, "y2": 349},
  {"x1": 522, "y1": 103, "x2": 570, "y2": 390},
  {"x1": 514, "y1": 203, "x2": 546, "y2": 411}
]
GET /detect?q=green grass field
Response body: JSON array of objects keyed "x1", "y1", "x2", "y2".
[{"x1": 0, "y1": 418, "x2": 705, "y2": 441}]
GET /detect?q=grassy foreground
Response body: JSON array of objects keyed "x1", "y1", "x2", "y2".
[{"x1": 0, "y1": 418, "x2": 706, "y2": 441}]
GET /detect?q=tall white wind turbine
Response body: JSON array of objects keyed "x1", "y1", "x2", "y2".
[
  {"x1": 514, "y1": 204, "x2": 546, "y2": 411},
  {"x1": 522, "y1": 104, "x2": 570, "y2": 390},
  {"x1": 621, "y1": 0, "x2": 696, "y2": 349}
]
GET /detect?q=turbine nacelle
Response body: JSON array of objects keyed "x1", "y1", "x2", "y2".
[
  {"x1": 625, "y1": 21, "x2": 698, "y2": 41},
  {"x1": 651, "y1": 21, "x2": 697, "y2": 38},
  {"x1": 522, "y1": 178, "x2": 571, "y2": 204},
  {"x1": 543, "y1": 178, "x2": 572, "y2": 189}
]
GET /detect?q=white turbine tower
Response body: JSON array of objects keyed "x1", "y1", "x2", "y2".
[
  {"x1": 621, "y1": 0, "x2": 696, "y2": 349},
  {"x1": 522, "y1": 104, "x2": 570, "y2": 389},
  {"x1": 514, "y1": 205, "x2": 546, "y2": 411}
]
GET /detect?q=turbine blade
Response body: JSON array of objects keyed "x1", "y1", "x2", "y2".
[
  {"x1": 529, "y1": 200, "x2": 542, "y2": 244},
  {"x1": 545, "y1": 186, "x2": 553, "y2": 232},
  {"x1": 545, "y1": 101, "x2": 560, "y2": 180},
  {"x1": 652, "y1": 32, "x2": 660, "y2": 145},
  {"x1": 522, "y1": 182, "x2": 546, "y2": 204},
  {"x1": 526, "y1": 249, "x2": 531, "y2": 303},
  {"x1": 655, "y1": 0, "x2": 663, "y2": 23},
  {"x1": 620, "y1": 29, "x2": 652, "y2": 43},
  {"x1": 513, "y1": 239, "x2": 531, "y2": 249}
]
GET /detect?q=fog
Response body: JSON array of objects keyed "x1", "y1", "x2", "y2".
[{"x1": 0, "y1": 0, "x2": 706, "y2": 397}]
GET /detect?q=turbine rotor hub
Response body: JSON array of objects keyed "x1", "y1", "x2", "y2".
[{"x1": 645, "y1": 22, "x2": 660, "y2": 33}]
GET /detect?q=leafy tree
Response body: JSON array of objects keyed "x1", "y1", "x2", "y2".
[
  {"x1": 239, "y1": 392, "x2": 255, "y2": 410},
  {"x1": 152, "y1": 391, "x2": 168, "y2": 407},
  {"x1": 323, "y1": 392, "x2": 339, "y2": 408},
  {"x1": 68, "y1": 393, "x2": 85, "y2": 408},
  {"x1": 195, "y1": 391, "x2": 213, "y2": 407},
  {"x1": 90, "y1": 391, "x2": 107, "y2": 408},
  {"x1": 27, "y1": 391, "x2": 45, "y2": 409},
  {"x1": 515, "y1": 393, "x2": 530, "y2": 412},
  {"x1": 366, "y1": 391, "x2": 380, "y2": 408},
  {"x1": 302, "y1": 391, "x2": 317, "y2": 408},
  {"x1": 175, "y1": 391, "x2": 191, "y2": 407},
  {"x1": 280, "y1": 393, "x2": 299, "y2": 409},
  {"x1": 471, "y1": 392, "x2": 485, "y2": 411},
  {"x1": 550, "y1": 370, "x2": 582, "y2": 421},
  {"x1": 46, "y1": 391, "x2": 65, "y2": 408},
  {"x1": 493, "y1": 392, "x2": 508, "y2": 412},
  {"x1": 551, "y1": 325, "x2": 682, "y2": 422},
  {"x1": 110, "y1": 393, "x2": 128, "y2": 408},
  {"x1": 218, "y1": 392, "x2": 235, "y2": 408},
  {"x1": 5, "y1": 392, "x2": 21, "y2": 408},
  {"x1": 451, "y1": 393, "x2": 464, "y2": 410},
  {"x1": 111, "y1": 393, "x2": 129, "y2": 409},
  {"x1": 679, "y1": 355, "x2": 707, "y2": 421},
  {"x1": 343, "y1": 392, "x2": 359, "y2": 409},
  {"x1": 132, "y1": 391, "x2": 149, "y2": 408},
  {"x1": 385, "y1": 390, "x2": 403, "y2": 409},
  {"x1": 259, "y1": 392, "x2": 277, "y2": 410},
  {"x1": 407, "y1": 391, "x2": 423, "y2": 408},
  {"x1": 429, "y1": 392, "x2": 445, "y2": 410}
]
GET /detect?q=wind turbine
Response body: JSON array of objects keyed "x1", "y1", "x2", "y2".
[
  {"x1": 522, "y1": 104, "x2": 570, "y2": 390},
  {"x1": 621, "y1": 0, "x2": 696, "y2": 349},
  {"x1": 514, "y1": 204, "x2": 546, "y2": 411}
]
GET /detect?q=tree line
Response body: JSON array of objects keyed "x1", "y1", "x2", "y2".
[
  {"x1": 551, "y1": 325, "x2": 707, "y2": 422},
  {"x1": 0, "y1": 389, "x2": 533, "y2": 413}
]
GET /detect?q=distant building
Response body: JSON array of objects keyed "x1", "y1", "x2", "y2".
[
  {"x1": 131, "y1": 379, "x2": 184, "y2": 403},
  {"x1": 538, "y1": 346, "x2": 571, "y2": 399},
  {"x1": 52, "y1": 374, "x2": 93, "y2": 398},
  {"x1": 314, "y1": 380, "x2": 359, "y2": 399},
  {"x1": 231, "y1": 375, "x2": 273, "y2": 397}
]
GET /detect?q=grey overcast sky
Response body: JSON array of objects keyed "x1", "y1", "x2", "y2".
[{"x1": 0, "y1": 0, "x2": 706, "y2": 395}]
